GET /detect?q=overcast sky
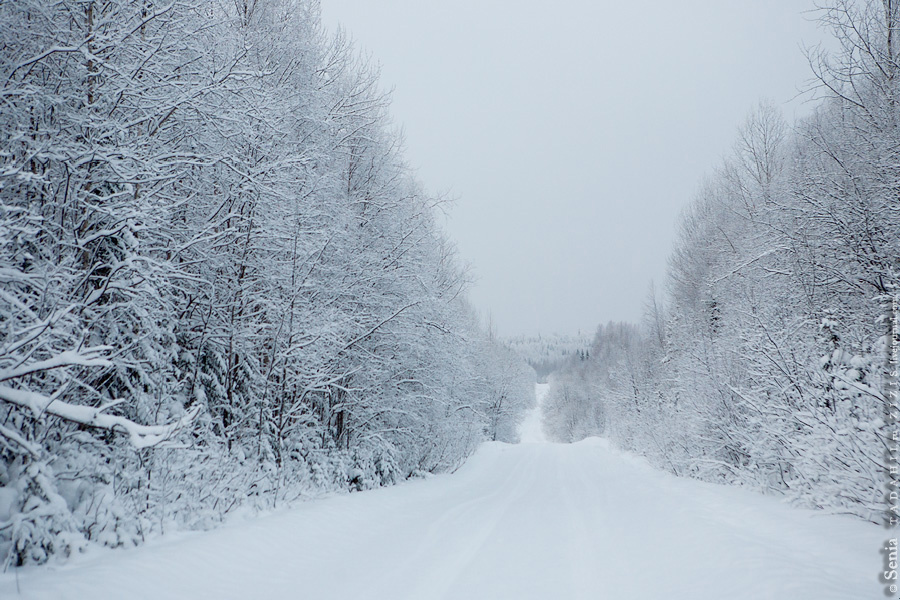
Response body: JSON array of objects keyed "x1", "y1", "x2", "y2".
[{"x1": 320, "y1": 1, "x2": 829, "y2": 338}]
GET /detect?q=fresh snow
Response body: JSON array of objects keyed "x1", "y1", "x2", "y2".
[
  {"x1": 0, "y1": 384, "x2": 881, "y2": 599},
  {"x1": 517, "y1": 382, "x2": 549, "y2": 443}
]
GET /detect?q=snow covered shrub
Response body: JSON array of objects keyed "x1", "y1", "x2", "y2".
[{"x1": 2, "y1": 460, "x2": 84, "y2": 568}]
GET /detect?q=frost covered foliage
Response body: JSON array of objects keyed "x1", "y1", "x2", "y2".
[
  {"x1": 545, "y1": 0, "x2": 898, "y2": 522},
  {"x1": 0, "y1": 0, "x2": 533, "y2": 566}
]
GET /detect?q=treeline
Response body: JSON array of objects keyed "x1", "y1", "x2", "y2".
[
  {"x1": 504, "y1": 333, "x2": 592, "y2": 382},
  {"x1": 0, "y1": 0, "x2": 534, "y2": 565},
  {"x1": 544, "y1": 0, "x2": 897, "y2": 522}
]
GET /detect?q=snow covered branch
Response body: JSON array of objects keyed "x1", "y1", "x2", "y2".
[
  {"x1": 0, "y1": 386, "x2": 198, "y2": 449},
  {"x1": 0, "y1": 349, "x2": 111, "y2": 383}
]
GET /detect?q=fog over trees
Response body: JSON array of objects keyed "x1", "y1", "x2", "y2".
[
  {"x1": 0, "y1": 0, "x2": 534, "y2": 566},
  {"x1": 543, "y1": 0, "x2": 897, "y2": 522}
]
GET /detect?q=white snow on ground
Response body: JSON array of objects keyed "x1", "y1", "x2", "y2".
[
  {"x1": 0, "y1": 385, "x2": 883, "y2": 599},
  {"x1": 517, "y1": 382, "x2": 549, "y2": 443}
]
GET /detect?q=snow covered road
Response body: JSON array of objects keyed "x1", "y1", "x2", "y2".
[{"x1": 0, "y1": 384, "x2": 883, "y2": 599}]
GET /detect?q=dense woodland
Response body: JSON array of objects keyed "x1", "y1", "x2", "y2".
[
  {"x1": 0, "y1": 0, "x2": 536, "y2": 566},
  {"x1": 544, "y1": 0, "x2": 898, "y2": 522}
]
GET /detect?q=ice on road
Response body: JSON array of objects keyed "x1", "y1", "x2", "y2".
[{"x1": 0, "y1": 384, "x2": 881, "y2": 599}]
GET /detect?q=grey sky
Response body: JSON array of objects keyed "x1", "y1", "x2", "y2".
[{"x1": 320, "y1": 1, "x2": 828, "y2": 338}]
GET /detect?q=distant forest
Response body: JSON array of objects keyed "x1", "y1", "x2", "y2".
[{"x1": 504, "y1": 333, "x2": 591, "y2": 381}]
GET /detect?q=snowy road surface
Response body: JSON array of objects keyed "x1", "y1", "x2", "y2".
[{"x1": 0, "y1": 384, "x2": 883, "y2": 599}]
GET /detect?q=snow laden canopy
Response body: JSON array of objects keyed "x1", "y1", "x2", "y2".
[{"x1": 0, "y1": 0, "x2": 535, "y2": 566}]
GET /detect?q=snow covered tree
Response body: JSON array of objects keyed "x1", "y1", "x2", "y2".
[{"x1": 0, "y1": 0, "x2": 535, "y2": 565}]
